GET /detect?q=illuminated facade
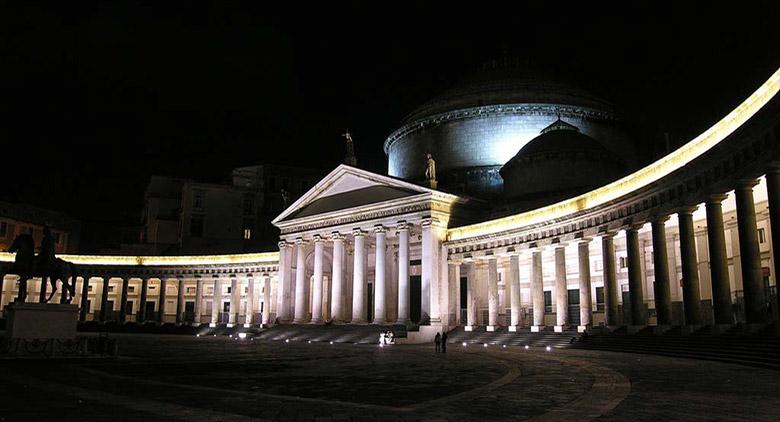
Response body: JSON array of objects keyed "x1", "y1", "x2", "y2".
[{"x1": 1, "y1": 68, "x2": 779, "y2": 340}]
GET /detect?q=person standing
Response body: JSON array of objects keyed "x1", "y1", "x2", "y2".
[
  {"x1": 441, "y1": 331, "x2": 448, "y2": 353},
  {"x1": 434, "y1": 332, "x2": 441, "y2": 353}
]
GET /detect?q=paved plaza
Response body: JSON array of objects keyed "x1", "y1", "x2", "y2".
[{"x1": 1, "y1": 334, "x2": 779, "y2": 421}]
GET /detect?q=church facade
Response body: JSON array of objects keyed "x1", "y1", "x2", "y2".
[{"x1": 1, "y1": 67, "x2": 780, "y2": 341}]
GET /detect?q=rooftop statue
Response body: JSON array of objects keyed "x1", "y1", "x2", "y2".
[
  {"x1": 425, "y1": 153, "x2": 438, "y2": 189},
  {"x1": 6, "y1": 224, "x2": 78, "y2": 304},
  {"x1": 341, "y1": 129, "x2": 358, "y2": 166}
]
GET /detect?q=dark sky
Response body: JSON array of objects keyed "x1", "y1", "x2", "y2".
[{"x1": 2, "y1": 1, "x2": 779, "y2": 249}]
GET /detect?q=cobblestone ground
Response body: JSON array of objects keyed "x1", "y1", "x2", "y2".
[{"x1": 0, "y1": 334, "x2": 778, "y2": 421}]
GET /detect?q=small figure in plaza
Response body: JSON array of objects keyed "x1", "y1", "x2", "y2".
[
  {"x1": 425, "y1": 153, "x2": 437, "y2": 188},
  {"x1": 434, "y1": 332, "x2": 441, "y2": 353},
  {"x1": 6, "y1": 224, "x2": 78, "y2": 304},
  {"x1": 441, "y1": 331, "x2": 448, "y2": 353}
]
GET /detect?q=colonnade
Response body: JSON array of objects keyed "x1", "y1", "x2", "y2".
[
  {"x1": 458, "y1": 169, "x2": 780, "y2": 331},
  {"x1": 0, "y1": 273, "x2": 274, "y2": 327},
  {"x1": 277, "y1": 218, "x2": 444, "y2": 326}
]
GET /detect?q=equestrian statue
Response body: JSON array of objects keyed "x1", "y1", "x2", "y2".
[{"x1": 6, "y1": 225, "x2": 78, "y2": 304}]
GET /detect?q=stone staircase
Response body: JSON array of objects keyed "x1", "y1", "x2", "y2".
[
  {"x1": 250, "y1": 323, "x2": 408, "y2": 344},
  {"x1": 445, "y1": 326, "x2": 580, "y2": 349},
  {"x1": 572, "y1": 324, "x2": 780, "y2": 370}
]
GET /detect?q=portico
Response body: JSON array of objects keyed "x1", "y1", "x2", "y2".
[{"x1": 272, "y1": 165, "x2": 465, "y2": 330}]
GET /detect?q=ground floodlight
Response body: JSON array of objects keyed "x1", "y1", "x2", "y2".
[
  {"x1": 462, "y1": 342, "x2": 467, "y2": 347},
  {"x1": 330, "y1": 341, "x2": 333, "y2": 345},
  {"x1": 483, "y1": 343, "x2": 488, "y2": 348},
  {"x1": 238, "y1": 333, "x2": 247, "y2": 339},
  {"x1": 524, "y1": 345, "x2": 529, "y2": 350},
  {"x1": 285, "y1": 339, "x2": 289, "y2": 343},
  {"x1": 546, "y1": 346, "x2": 551, "y2": 351}
]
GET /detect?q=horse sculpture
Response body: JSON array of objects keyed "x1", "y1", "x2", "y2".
[{"x1": 7, "y1": 231, "x2": 78, "y2": 304}]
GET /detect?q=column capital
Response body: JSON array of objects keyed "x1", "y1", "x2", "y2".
[
  {"x1": 374, "y1": 224, "x2": 387, "y2": 234},
  {"x1": 676, "y1": 205, "x2": 699, "y2": 215},
  {"x1": 396, "y1": 220, "x2": 410, "y2": 231},
  {"x1": 330, "y1": 231, "x2": 346, "y2": 241},
  {"x1": 295, "y1": 237, "x2": 308, "y2": 246},
  {"x1": 313, "y1": 234, "x2": 324, "y2": 243},
  {"x1": 735, "y1": 178, "x2": 760, "y2": 190},
  {"x1": 706, "y1": 193, "x2": 729, "y2": 204},
  {"x1": 278, "y1": 240, "x2": 291, "y2": 249},
  {"x1": 599, "y1": 231, "x2": 617, "y2": 239},
  {"x1": 576, "y1": 237, "x2": 593, "y2": 244},
  {"x1": 650, "y1": 214, "x2": 670, "y2": 224},
  {"x1": 352, "y1": 228, "x2": 367, "y2": 237},
  {"x1": 420, "y1": 217, "x2": 440, "y2": 228}
]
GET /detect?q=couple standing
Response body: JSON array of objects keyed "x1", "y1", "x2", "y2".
[{"x1": 434, "y1": 332, "x2": 448, "y2": 353}]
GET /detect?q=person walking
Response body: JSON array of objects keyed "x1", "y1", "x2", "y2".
[
  {"x1": 441, "y1": 331, "x2": 448, "y2": 353},
  {"x1": 434, "y1": 332, "x2": 441, "y2": 353}
]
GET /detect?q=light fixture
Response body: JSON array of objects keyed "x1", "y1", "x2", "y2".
[
  {"x1": 546, "y1": 346, "x2": 551, "y2": 352},
  {"x1": 462, "y1": 342, "x2": 467, "y2": 347},
  {"x1": 524, "y1": 345, "x2": 529, "y2": 350},
  {"x1": 238, "y1": 333, "x2": 247, "y2": 339},
  {"x1": 329, "y1": 341, "x2": 334, "y2": 345},
  {"x1": 483, "y1": 343, "x2": 488, "y2": 348},
  {"x1": 308, "y1": 340, "x2": 312, "y2": 344},
  {"x1": 285, "y1": 339, "x2": 289, "y2": 343}
]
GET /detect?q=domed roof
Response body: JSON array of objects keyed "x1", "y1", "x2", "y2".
[
  {"x1": 500, "y1": 119, "x2": 619, "y2": 174},
  {"x1": 403, "y1": 58, "x2": 616, "y2": 124}
]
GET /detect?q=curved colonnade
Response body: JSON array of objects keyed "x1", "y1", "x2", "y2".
[{"x1": 1, "y1": 69, "x2": 779, "y2": 334}]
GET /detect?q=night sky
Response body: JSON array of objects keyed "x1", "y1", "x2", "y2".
[{"x1": 2, "y1": 2, "x2": 779, "y2": 250}]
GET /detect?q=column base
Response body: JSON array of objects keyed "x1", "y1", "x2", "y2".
[
  {"x1": 310, "y1": 319, "x2": 323, "y2": 324},
  {"x1": 680, "y1": 324, "x2": 703, "y2": 335},
  {"x1": 651, "y1": 324, "x2": 673, "y2": 335},
  {"x1": 464, "y1": 325, "x2": 474, "y2": 332},
  {"x1": 395, "y1": 319, "x2": 410, "y2": 326},
  {"x1": 243, "y1": 323, "x2": 251, "y2": 328},
  {"x1": 627, "y1": 325, "x2": 647, "y2": 335},
  {"x1": 710, "y1": 324, "x2": 734, "y2": 335},
  {"x1": 372, "y1": 320, "x2": 387, "y2": 325},
  {"x1": 554, "y1": 325, "x2": 565, "y2": 333},
  {"x1": 227, "y1": 323, "x2": 234, "y2": 328},
  {"x1": 209, "y1": 322, "x2": 216, "y2": 328},
  {"x1": 486, "y1": 325, "x2": 497, "y2": 332},
  {"x1": 577, "y1": 325, "x2": 590, "y2": 333},
  {"x1": 531, "y1": 325, "x2": 544, "y2": 332},
  {"x1": 508, "y1": 325, "x2": 520, "y2": 332}
]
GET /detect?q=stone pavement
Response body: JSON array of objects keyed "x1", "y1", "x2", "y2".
[{"x1": 0, "y1": 334, "x2": 778, "y2": 421}]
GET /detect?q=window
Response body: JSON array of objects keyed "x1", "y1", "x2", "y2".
[
  {"x1": 186, "y1": 287, "x2": 195, "y2": 294},
  {"x1": 758, "y1": 228, "x2": 766, "y2": 244},
  {"x1": 193, "y1": 191, "x2": 204, "y2": 210},
  {"x1": 190, "y1": 215, "x2": 204, "y2": 237},
  {"x1": 243, "y1": 195, "x2": 254, "y2": 214},
  {"x1": 619, "y1": 256, "x2": 628, "y2": 269},
  {"x1": 128, "y1": 286, "x2": 135, "y2": 293},
  {"x1": 243, "y1": 228, "x2": 252, "y2": 240},
  {"x1": 0, "y1": 221, "x2": 7, "y2": 237},
  {"x1": 544, "y1": 291, "x2": 552, "y2": 313},
  {"x1": 244, "y1": 287, "x2": 249, "y2": 294},
  {"x1": 88, "y1": 285, "x2": 94, "y2": 293},
  {"x1": 596, "y1": 287, "x2": 605, "y2": 311},
  {"x1": 108, "y1": 285, "x2": 114, "y2": 293},
  {"x1": 227, "y1": 286, "x2": 232, "y2": 294}
]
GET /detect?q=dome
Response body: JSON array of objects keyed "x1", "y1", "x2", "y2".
[
  {"x1": 402, "y1": 59, "x2": 616, "y2": 125},
  {"x1": 383, "y1": 58, "x2": 635, "y2": 199},
  {"x1": 500, "y1": 119, "x2": 626, "y2": 201}
]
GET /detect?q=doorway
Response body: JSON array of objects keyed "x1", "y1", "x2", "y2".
[
  {"x1": 460, "y1": 276, "x2": 468, "y2": 324},
  {"x1": 410, "y1": 275, "x2": 421, "y2": 324},
  {"x1": 568, "y1": 289, "x2": 580, "y2": 326}
]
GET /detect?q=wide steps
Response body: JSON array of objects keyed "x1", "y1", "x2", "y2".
[
  {"x1": 252, "y1": 323, "x2": 406, "y2": 344},
  {"x1": 446, "y1": 327, "x2": 579, "y2": 349}
]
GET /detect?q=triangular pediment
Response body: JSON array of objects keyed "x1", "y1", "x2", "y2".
[{"x1": 272, "y1": 164, "x2": 444, "y2": 225}]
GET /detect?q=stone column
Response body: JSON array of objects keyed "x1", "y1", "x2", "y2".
[
  {"x1": 554, "y1": 245, "x2": 569, "y2": 331},
  {"x1": 706, "y1": 194, "x2": 734, "y2": 325},
  {"x1": 119, "y1": 278, "x2": 129, "y2": 323},
  {"x1": 277, "y1": 241, "x2": 293, "y2": 323},
  {"x1": 678, "y1": 207, "x2": 702, "y2": 325},
  {"x1": 246, "y1": 278, "x2": 255, "y2": 326},
  {"x1": 139, "y1": 277, "x2": 148, "y2": 323},
  {"x1": 293, "y1": 238, "x2": 309, "y2": 324},
  {"x1": 531, "y1": 249, "x2": 545, "y2": 331},
  {"x1": 626, "y1": 227, "x2": 646, "y2": 325},
  {"x1": 194, "y1": 279, "x2": 203, "y2": 325},
  {"x1": 602, "y1": 234, "x2": 620, "y2": 326},
  {"x1": 767, "y1": 166, "x2": 780, "y2": 301},
  {"x1": 734, "y1": 179, "x2": 767, "y2": 323},
  {"x1": 262, "y1": 276, "x2": 271, "y2": 325},
  {"x1": 420, "y1": 219, "x2": 435, "y2": 324},
  {"x1": 0, "y1": 274, "x2": 4, "y2": 310},
  {"x1": 211, "y1": 278, "x2": 221, "y2": 326},
  {"x1": 651, "y1": 217, "x2": 673, "y2": 325},
  {"x1": 396, "y1": 222, "x2": 410, "y2": 325},
  {"x1": 229, "y1": 277, "x2": 239, "y2": 326},
  {"x1": 351, "y1": 229, "x2": 367, "y2": 323},
  {"x1": 373, "y1": 226, "x2": 387, "y2": 324},
  {"x1": 508, "y1": 254, "x2": 521, "y2": 331},
  {"x1": 577, "y1": 239, "x2": 593, "y2": 330},
  {"x1": 331, "y1": 232, "x2": 345, "y2": 322},
  {"x1": 158, "y1": 277, "x2": 167, "y2": 323},
  {"x1": 311, "y1": 235, "x2": 325, "y2": 324},
  {"x1": 99, "y1": 277, "x2": 110, "y2": 322},
  {"x1": 487, "y1": 256, "x2": 499, "y2": 331},
  {"x1": 447, "y1": 261, "x2": 460, "y2": 327},
  {"x1": 465, "y1": 262, "x2": 477, "y2": 330},
  {"x1": 176, "y1": 278, "x2": 185, "y2": 324},
  {"x1": 79, "y1": 276, "x2": 91, "y2": 322}
]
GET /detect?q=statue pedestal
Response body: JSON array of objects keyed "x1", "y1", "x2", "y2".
[
  {"x1": 427, "y1": 180, "x2": 438, "y2": 189},
  {"x1": 5, "y1": 303, "x2": 79, "y2": 340}
]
